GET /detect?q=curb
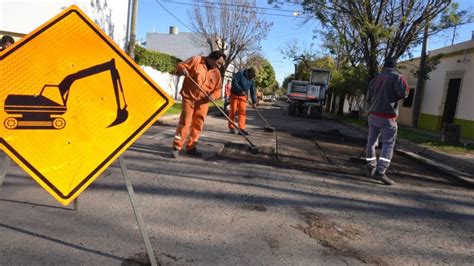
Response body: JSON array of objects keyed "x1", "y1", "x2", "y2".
[{"x1": 395, "y1": 148, "x2": 474, "y2": 187}]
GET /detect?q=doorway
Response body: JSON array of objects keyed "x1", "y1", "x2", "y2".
[{"x1": 442, "y1": 78, "x2": 461, "y2": 125}]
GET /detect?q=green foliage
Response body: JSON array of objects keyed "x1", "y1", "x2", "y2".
[
  {"x1": 134, "y1": 45, "x2": 181, "y2": 74},
  {"x1": 282, "y1": 74, "x2": 295, "y2": 90},
  {"x1": 411, "y1": 54, "x2": 443, "y2": 81},
  {"x1": 295, "y1": 55, "x2": 335, "y2": 81},
  {"x1": 436, "y1": 2, "x2": 470, "y2": 44},
  {"x1": 246, "y1": 55, "x2": 278, "y2": 93},
  {"x1": 330, "y1": 64, "x2": 368, "y2": 96},
  {"x1": 438, "y1": 2, "x2": 468, "y2": 29},
  {"x1": 164, "y1": 103, "x2": 182, "y2": 115},
  {"x1": 279, "y1": 0, "x2": 458, "y2": 81}
]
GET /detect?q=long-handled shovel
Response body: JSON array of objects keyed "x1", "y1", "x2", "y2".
[
  {"x1": 252, "y1": 106, "x2": 276, "y2": 132},
  {"x1": 186, "y1": 75, "x2": 259, "y2": 154},
  {"x1": 350, "y1": 145, "x2": 367, "y2": 162}
]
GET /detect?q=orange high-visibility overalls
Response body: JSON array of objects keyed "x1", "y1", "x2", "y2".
[{"x1": 173, "y1": 56, "x2": 222, "y2": 151}]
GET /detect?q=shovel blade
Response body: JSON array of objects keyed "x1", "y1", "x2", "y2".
[{"x1": 248, "y1": 145, "x2": 259, "y2": 154}]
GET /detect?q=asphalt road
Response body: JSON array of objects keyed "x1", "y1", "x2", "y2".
[{"x1": 0, "y1": 103, "x2": 473, "y2": 265}]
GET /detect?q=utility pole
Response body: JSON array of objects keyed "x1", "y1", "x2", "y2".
[
  {"x1": 127, "y1": 0, "x2": 139, "y2": 59},
  {"x1": 294, "y1": 63, "x2": 298, "y2": 80},
  {"x1": 412, "y1": 22, "x2": 429, "y2": 128}
]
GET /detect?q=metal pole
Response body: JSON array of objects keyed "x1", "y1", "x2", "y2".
[
  {"x1": 411, "y1": 22, "x2": 429, "y2": 128},
  {"x1": 118, "y1": 156, "x2": 157, "y2": 266},
  {"x1": 127, "y1": 0, "x2": 139, "y2": 59},
  {"x1": 125, "y1": 0, "x2": 133, "y2": 51},
  {"x1": 73, "y1": 198, "x2": 79, "y2": 211},
  {"x1": 0, "y1": 154, "x2": 11, "y2": 187}
]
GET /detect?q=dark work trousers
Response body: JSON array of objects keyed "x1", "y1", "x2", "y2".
[{"x1": 366, "y1": 114, "x2": 398, "y2": 174}]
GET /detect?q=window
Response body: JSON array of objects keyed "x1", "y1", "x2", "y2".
[{"x1": 403, "y1": 88, "x2": 414, "y2": 107}]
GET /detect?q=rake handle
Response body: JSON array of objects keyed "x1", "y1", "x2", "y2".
[{"x1": 253, "y1": 106, "x2": 273, "y2": 128}]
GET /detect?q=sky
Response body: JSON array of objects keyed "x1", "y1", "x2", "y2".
[{"x1": 136, "y1": 0, "x2": 474, "y2": 85}]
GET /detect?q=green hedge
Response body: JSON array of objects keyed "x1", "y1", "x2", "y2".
[{"x1": 134, "y1": 45, "x2": 181, "y2": 74}]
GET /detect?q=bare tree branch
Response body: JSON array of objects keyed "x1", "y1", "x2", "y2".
[{"x1": 189, "y1": 0, "x2": 272, "y2": 77}]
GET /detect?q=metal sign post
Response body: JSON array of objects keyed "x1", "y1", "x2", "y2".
[
  {"x1": 118, "y1": 156, "x2": 157, "y2": 266},
  {"x1": 0, "y1": 154, "x2": 11, "y2": 186}
]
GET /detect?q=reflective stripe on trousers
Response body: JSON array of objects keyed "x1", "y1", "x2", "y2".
[{"x1": 366, "y1": 114, "x2": 398, "y2": 174}]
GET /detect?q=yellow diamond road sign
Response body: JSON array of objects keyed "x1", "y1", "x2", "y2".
[{"x1": 0, "y1": 6, "x2": 173, "y2": 205}]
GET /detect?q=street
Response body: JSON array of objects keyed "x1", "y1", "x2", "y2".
[{"x1": 1, "y1": 103, "x2": 473, "y2": 265}]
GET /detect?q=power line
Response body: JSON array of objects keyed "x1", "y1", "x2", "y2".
[
  {"x1": 193, "y1": 0, "x2": 302, "y2": 13},
  {"x1": 161, "y1": 0, "x2": 313, "y2": 19},
  {"x1": 154, "y1": 0, "x2": 194, "y2": 32}
]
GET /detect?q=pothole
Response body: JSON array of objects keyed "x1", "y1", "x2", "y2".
[
  {"x1": 218, "y1": 142, "x2": 276, "y2": 163},
  {"x1": 295, "y1": 210, "x2": 386, "y2": 265}
]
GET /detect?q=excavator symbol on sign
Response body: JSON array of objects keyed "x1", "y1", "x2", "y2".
[{"x1": 3, "y1": 59, "x2": 128, "y2": 130}]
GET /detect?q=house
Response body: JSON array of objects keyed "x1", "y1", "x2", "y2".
[
  {"x1": 398, "y1": 39, "x2": 474, "y2": 140},
  {"x1": 146, "y1": 26, "x2": 210, "y2": 61}
]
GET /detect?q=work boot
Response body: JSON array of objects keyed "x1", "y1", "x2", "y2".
[
  {"x1": 374, "y1": 171, "x2": 395, "y2": 185},
  {"x1": 366, "y1": 165, "x2": 376, "y2": 177},
  {"x1": 170, "y1": 147, "x2": 179, "y2": 158},
  {"x1": 186, "y1": 148, "x2": 202, "y2": 157},
  {"x1": 229, "y1": 128, "x2": 235, "y2": 134},
  {"x1": 239, "y1": 129, "x2": 249, "y2": 136}
]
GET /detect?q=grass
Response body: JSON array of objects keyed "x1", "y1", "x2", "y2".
[
  {"x1": 164, "y1": 99, "x2": 225, "y2": 116},
  {"x1": 164, "y1": 102, "x2": 182, "y2": 115},
  {"x1": 335, "y1": 113, "x2": 474, "y2": 154}
]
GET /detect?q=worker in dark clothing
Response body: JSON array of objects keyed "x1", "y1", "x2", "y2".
[
  {"x1": 366, "y1": 57, "x2": 409, "y2": 185},
  {"x1": 228, "y1": 68, "x2": 256, "y2": 135}
]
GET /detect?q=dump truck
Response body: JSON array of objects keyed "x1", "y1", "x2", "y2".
[{"x1": 287, "y1": 68, "x2": 330, "y2": 119}]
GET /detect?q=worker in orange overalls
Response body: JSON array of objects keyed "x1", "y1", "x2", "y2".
[
  {"x1": 171, "y1": 51, "x2": 226, "y2": 158},
  {"x1": 228, "y1": 68, "x2": 257, "y2": 135}
]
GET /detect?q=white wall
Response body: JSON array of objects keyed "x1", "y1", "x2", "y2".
[
  {"x1": 141, "y1": 66, "x2": 182, "y2": 100},
  {"x1": 0, "y1": 0, "x2": 128, "y2": 49},
  {"x1": 422, "y1": 49, "x2": 473, "y2": 121},
  {"x1": 398, "y1": 40, "x2": 474, "y2": 123}
]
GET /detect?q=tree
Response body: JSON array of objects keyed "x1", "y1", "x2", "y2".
[
  {"x1": 282, "y1": 74, "x2": 295, "y2": 91},
  {"x1": 246, "y1": 55, "x2": 278, "y2": 93},
  {"x1": 280, "y1": 40, "x2": 320, "y2": 79},
  {"x1": 331, "y1": 64, "x2": 369, "y2": 114},
  {"x1": 189, "y1": 0, "x2": 272, "y2": 77},
  {"x1": 438, "y1": 2, "x2": 471, "y2": 45},
  {"x1": 272, "y1": 0, "x2": 458, "y2": 81}
]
